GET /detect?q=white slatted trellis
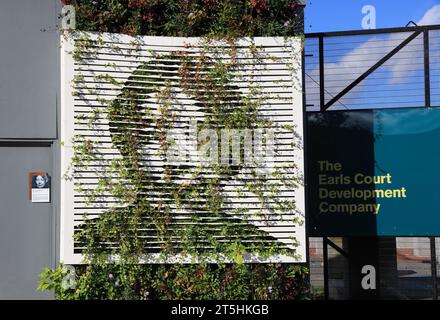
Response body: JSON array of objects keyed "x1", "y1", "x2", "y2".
[{"x1": 60, "y1": 32, "x2": 306, "y2": 264}]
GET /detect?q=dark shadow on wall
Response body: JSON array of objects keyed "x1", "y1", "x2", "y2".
[{"x1": 306, "y1": 111, "x2": 378, "y2": 237}]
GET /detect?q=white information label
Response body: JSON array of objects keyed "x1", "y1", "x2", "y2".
[{"x1": 31, "y1": 188, "x2": 50, "y2": 203}]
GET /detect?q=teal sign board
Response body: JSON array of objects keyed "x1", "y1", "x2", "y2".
[{"x1": 307, "y1": 108, "x2": 440, "y2": 236}]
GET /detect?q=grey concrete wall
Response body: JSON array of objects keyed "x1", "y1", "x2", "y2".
[{"x1": 0, "y1": 0, "x2": 60, "y2": 139}]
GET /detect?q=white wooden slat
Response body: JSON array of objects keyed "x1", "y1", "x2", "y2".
[{"x1": 75, "y1": 63, "x2": 296, "y2": 74}]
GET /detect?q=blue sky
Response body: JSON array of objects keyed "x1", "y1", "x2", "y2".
[
  {"x1": 304, "y1": 1, "x2": 440, "y2": 110},
  {"x1": 305, "y1": 0, "x2": 440, "y2": 33}
]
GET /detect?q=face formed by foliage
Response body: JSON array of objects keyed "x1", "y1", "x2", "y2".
[{"x1": 105, "y1": 51, "x2": 284, "y2": 255}]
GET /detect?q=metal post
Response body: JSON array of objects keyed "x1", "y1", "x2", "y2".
[
  {"x1": 423, "y1": 28, "x2": 431, "y2": 108},
  {"x1": 430, "y1": 237, "x2": 438, "y2": 300},
  {"x1": 323, "y1": 237, "x2": 329, "y2": 300},
  {"x1": 318, "y1": 35, "x2": 325, "y2": 111}
]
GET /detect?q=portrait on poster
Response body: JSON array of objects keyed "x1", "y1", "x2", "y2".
[{"x1": 29, "y1": 172, "x2": 51, "y2": 203}]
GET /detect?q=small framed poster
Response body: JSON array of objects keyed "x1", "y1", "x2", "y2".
[{"x1": 29, "y1": 172, "x2": 51, "y2": 203}]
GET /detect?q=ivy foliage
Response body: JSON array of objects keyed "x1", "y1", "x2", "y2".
[
  {"x1": 40, "y1": 262, "x2": 309, "y2": 300},
  {"x1": 73, "y1": 0, "x2": 304, "y2": 37}
]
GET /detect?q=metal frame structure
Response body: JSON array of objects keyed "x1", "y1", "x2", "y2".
[
  {"x1": 306, "y1": 24, "x2": 440, "y2": 112},
  {"x1": 305, "y1": 24, "x2": 440, "y2": 300},
  {"x1": 321, "y1": 237, "x2": 439, "y2": 300}
]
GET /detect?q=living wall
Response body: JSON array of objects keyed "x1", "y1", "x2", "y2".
[
  {"x1": 72, "y1": 0, "x2": 304, "y2": 37},
  {"x1": 39, "y1": 0, "x2": 309, "y2": 300}
]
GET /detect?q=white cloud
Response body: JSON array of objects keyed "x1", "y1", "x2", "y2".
[
  {"x1": 418, "y1": 4, "x2": 440, "y2": 25},
  {"x1": 388, "y1": 5, "x2": 440, "y2": 83}
]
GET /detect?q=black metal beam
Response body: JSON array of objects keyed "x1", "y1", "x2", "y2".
[
  {"x1": 305, "y1": 24, "x2": 440, "y2": 38},
  {"x1": 424, "y1": 28, "x2": 431, "y2": 108},
  {"x1": 322, "y1": 30, "x2": 423, "y2": 111},
  {"x1": 323, "y1": 237, "x2": 329, "y2": 300},
  {"x1": 307, "y1": 105, "x2": 440, "y2": 114},
  {"x1": 326, "y1": 238, "x2": 351, "y2": 259},
  {"x1": 319, "y1": 35, "x2": 325, "y2": 111},
  {"x1": 431, "y1": 237, "x2": 438, "y2": 300}
]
